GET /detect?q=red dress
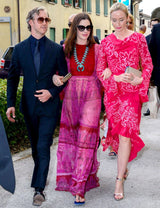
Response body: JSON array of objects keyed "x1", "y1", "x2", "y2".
[
  {"x1": 97, "y1": 32, "x2": 153, "y2": 161},
  {"x1": 56, "y1": 44, "x2": 101, "y2": 197}
]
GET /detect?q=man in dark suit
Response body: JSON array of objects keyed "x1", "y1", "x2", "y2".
[
  {"x1": 6, "y1": 6, "x2": 68, "y2": 206},
  {"x1": 146, "y1": 19, "x2": 160, "y2": 46},
  {"x1": 143, "y1": 18, "x2": 160, "y2": 116},
  {"x1": 149, "y1": 23, "x2": 160, "y2": 98}
]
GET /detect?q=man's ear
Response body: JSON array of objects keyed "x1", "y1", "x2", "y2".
[{"x1": 29, "y1": 19, "x2": 33, "y2": 27}]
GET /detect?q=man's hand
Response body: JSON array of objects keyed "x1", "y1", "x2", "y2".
[
  {"x1": 6, "y1": 107, "x2": 16, "y2": 123},
  {"x1": 34, "y1": 89, "x2": 52, "y2": 103},
  {"x1": 52, "y1": 74, "x2": 64, "y2": 86}
]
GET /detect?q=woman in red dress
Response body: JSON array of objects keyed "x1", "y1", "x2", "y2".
[
  {"x1": 97, "y1": 3, "x2": 153, "y2": 200},
  {"x1": 53, "y1": 13, "x2": 101, "y2": 205}
]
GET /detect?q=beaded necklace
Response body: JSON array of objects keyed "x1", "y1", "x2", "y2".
[{"x1": 74, "y1": 45, "x2": 89, "y2": 72}]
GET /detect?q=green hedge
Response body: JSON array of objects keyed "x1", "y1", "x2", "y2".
[{"x1": 0, "y1": 78, "x2": 29, "y2": 148}]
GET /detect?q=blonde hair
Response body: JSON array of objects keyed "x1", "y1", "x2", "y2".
[
  {"x1": 127, "y1": 13, "x2": 134, "y2": 30},
  {"x1": 110, "y1": 2, "x2": 128, "y2": 17},
  {"x1": 128, "y1": 13, "x2": 134, "y2": 23}
]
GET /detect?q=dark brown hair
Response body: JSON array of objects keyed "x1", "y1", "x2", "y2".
[{"x1": 64, "y1": 12, "x2": 95, "y2": 58}]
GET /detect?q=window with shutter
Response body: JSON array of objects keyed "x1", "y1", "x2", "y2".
[
  {"x1": 48, "y1": 0, "x2": 57, "y2": 4},
  {"x1": 62, "y1": 0, "x2": 72, "y2": 6},
  {"x1": 87, "y1": 0, "x2": 92, "y2": 13},
  {"x1": 110, "y1": 0, "x2": 113, "y2": 6},
  {"x1": 50, "y1": 28, "x2": 55, "y2": 42},
  {"x1": 73, "y1": 0, "x2": 82, "y2": 8},
  {"x1": 96, "y1": 29, "x2": 101, "y2": 41},
  {"x1": 96, "y1": 0, "x2": 100, "y2": 15},
  {"x1": 104, "y1": 0, "x2": 108, "y2": 16},
  {"x1": 63, "y1": 28, "x2": 69, "y2": 39}
]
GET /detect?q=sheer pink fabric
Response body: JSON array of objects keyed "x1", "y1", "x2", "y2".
[
  {"x1": 56, "y1": 45, "x2": 101, "y2": 197},
  {"x1": 97, "y1": 32, "x2": 153, "y2": 162}
]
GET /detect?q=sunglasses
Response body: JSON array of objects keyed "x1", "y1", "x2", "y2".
[
  {"x1": 68, "y1": 22, "x2": 72, "y2": 27},
  {"x1": 77, "y1": 25, "x2": 93, "y2": 32},
  {"x1": 36, "y1": 17, "x2": 51, "y2": 24}
]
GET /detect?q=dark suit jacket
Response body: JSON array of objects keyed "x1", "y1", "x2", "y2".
[
  {"x1": 149, "y1": 23, "x2": 160, "y2": 86},
  {"x1": 145, "y1": 34, "x2": 151, "y2": 46},
  {"x1": 7, "y1": 36, "x2": 68, "y2": 117}
]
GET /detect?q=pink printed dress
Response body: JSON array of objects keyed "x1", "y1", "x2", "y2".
[
  {"x1": 97, "y1": 32, "x2": 153, "y2": 162},
  {"x1": 56, "y1": 44, "x2": 101, "y2": 197}
]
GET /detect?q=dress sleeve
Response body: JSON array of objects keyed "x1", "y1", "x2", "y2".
[
  {"x1": 96, "y1": 42, "x2": 107, "y2": 86},
  {"x1": 96, "y1": 41, "x2": 118, "y2": 96},
  {"x1": 138, "y1": 34, "x2": 153, "y2": 103}
]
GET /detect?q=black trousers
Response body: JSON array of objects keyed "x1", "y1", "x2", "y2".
[{"x1": 24, "y1": 110, "x2": 58, "y2": 190}]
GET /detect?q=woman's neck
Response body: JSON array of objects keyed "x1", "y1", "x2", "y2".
[
  {"x1": 76, "y1": 39, "x2": 87, "y2": 45},
  {"x1": 114, "y1": 29, "x2": 133, "y2": 40}
]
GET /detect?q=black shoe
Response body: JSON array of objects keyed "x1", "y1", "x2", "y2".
[
  {"x1": 143, "y1": 109, "x2": 150, "y2": 116},
  {"x1": 33, "y1": 191, "x2": 45, "y2": 206}
]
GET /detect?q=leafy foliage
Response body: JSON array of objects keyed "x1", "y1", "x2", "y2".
[{"x1": 0, "y1": 78, "x2": 29, "y2": 153}]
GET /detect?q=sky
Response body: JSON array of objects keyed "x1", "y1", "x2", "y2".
[{"x1": 139, "y1": 0, "x2": 160, "y2": 16}]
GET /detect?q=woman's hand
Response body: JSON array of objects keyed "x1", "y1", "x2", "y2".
[
  {"x1": 114, "y1": 73, "x2": 143, "y2": 85},
  {"x1": 52, "y1": 74, "x2": 64, "y2": 86},
  {"x1": 113, "y1": 73, "x2": 129, "y2": 83},
  {"x1": 130, "y1": 74, "x2": 143, "y2": 86},
  {"x1": 101, "y1": 68, "x2": 112, "y2": 80}
]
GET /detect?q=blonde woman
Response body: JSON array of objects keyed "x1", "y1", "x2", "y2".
[{"x1": 97, "y1": 2, "x2": 153, "y2": 201}]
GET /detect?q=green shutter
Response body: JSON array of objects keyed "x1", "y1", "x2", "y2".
[
  {"x1": 96, "y1": 29, "x2": 101, "y2": 41},
  {"x1": 96, "y1": 0, "x2": 100, "y2": 15},
  {"x1": 110, "y1": 0, "x2": 113, "y2": 6},
  {"x1": 79, "y1": 0, "x2": 82, "y2": 8},
  {"x1": 69, "y1": 0, "x2": 72, "y2": 5},
  {"x1": 104, "y1": 0, "x2": 108, "y2": 16},
  {"x1": 63, "y1": 29, "x2": 67, "y2": 39},
  {"x1": 50, "y1": 28, "x2": 55, "y2": 42},
  {"x1": 87, "y1": 0, "x2": 91, "y2": 13},
  {"x1": 61, "y1": 0, "x2": 65, "y2": 5}
]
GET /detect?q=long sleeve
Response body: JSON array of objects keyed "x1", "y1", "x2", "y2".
[
  {"x1": 138, "y1": 34, "x2": 153, "y2": 103},
  {"x1": 7, "y1": 45, "x2": 21, "y2": 108},
  {"x1": 96, "y1": 41, "x2": 119, "y2": 97},
  {"x1": 48, "y1": 46, "x2": 68, "y2": 99}
]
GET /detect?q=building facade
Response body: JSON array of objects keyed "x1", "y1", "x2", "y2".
[{"x1": 0, "y1": 0, "x2": 118, "y2": 57}]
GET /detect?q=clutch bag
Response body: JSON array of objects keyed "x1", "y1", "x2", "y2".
[
  {"x1": 62, "y1": 72, "x2": 72, "y2": 83},
  {"x1": 125, "y1": 66, "x2": 142, "y2": 78}
]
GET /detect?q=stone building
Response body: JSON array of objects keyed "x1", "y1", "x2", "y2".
[{"x1": 0, "y1": 0, "x2": 117, "y2": 57}]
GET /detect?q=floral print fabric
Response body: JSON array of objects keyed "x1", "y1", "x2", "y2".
[{"x1": 97, "y1": 32, "x2": 153, "y2": 161}]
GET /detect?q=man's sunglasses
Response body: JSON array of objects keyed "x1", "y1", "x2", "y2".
[
  {"x1": 36, "y1": 17, "x2": 51, "y2": 24},
  {"x1": 77, "y1": 25, "x2": 93, "y2": 32},
  {"x1": 68, "y1": 22, "x2": 72, "y2": 27}
]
